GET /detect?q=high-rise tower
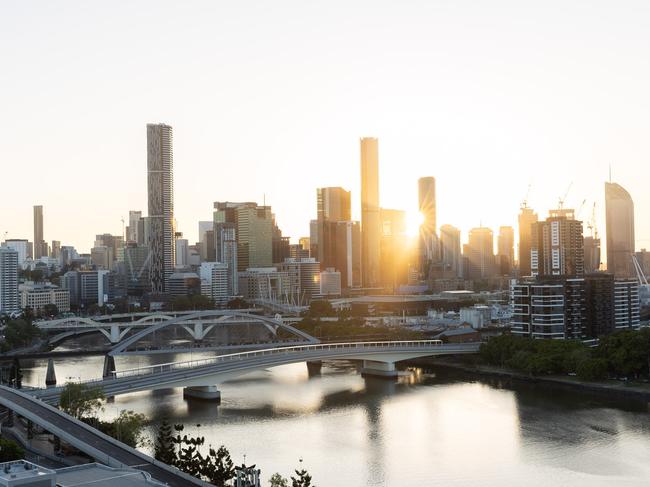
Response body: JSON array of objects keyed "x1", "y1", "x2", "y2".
[
  {"x1": 418, "y1": 177, "x2": 437, "y2": 278},
  {"x1": 33, "y1": 205, "x2": 44, "y2": 259},
  {"x1": 605, "y1": 182, "x2": 635, "y2": 278},
  {"x1": 360, "y1": 137, "x2": 380, "y2": 287},
  {"x1": 147, "y1": 123, "x2": 175, "y2": 293},
  {"x1": 530, "y1": 209, "x2": 584, "y2": 277},
  {"x1": 518, "y1": 206, "x2": 538, "y2": 276}
]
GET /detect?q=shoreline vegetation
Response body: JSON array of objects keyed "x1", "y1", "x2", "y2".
[{"x1": 413, "y1": 329, "x2": 650, "y2": 402}]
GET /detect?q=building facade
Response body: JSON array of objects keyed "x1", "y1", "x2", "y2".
[
  {"x1": 147, "y1": 123, "x2": 175, "y2": 293},
  {"x1": 360, "y1": 137, "x2": 380, "y2": 287},
  {"x1": 530, "y1": 210, "x2": 584, "y2": 277},
  {"x1": 518, "y1": 206, "x2": 538, "y2": 277},
  {"x1": 605, "y1": 182, "x2": 635, "y2": 278},
  {"x1": 0, "y1": 247, "x2": 19, "y2": 314}
]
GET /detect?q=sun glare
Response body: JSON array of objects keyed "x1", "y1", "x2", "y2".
[{"x1": 406, "y1": 210, "x2": 425, "y2": 237}]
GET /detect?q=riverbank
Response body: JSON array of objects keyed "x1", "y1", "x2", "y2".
[{"x1": 412, "y1": 357, "x2": 650, "y2": 402}]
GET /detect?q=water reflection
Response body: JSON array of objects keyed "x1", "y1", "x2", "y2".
[{"x1": 10, "y1": 348, "x2": 650, "y2": 486}]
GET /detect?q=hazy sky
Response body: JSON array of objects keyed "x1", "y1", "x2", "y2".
[{"x1": 2, "y1": 1, "x2": 649, "y2": 257}]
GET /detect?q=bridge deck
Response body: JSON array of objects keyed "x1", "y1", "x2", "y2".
[
  {"x1": 32, "y1": 341, "x2": 480, "y2": 404},
  {"x1": 0, "y1": 386, "x2": 206, "y2": 487}
]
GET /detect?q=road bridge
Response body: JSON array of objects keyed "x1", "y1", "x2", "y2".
[
  {"x1": 30, "y1": 340, "x2": 480, "y2": 403},
  {"x1": 36, "y1": 310, "x2": 316, "y2": 350},
  {"x1": 0, "y1": 386, "x2": 208, "y2": 486}
]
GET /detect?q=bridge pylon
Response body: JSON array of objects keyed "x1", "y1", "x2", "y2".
[{"x1": 183, "y1": 385, "x2": 221, "y2": 402}]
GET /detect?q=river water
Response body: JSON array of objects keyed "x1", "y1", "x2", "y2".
[{"x1": 15, "y1": 341, "x2": 650, "y2": 487}]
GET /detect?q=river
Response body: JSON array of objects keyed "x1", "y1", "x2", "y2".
[{"x1": 14, "y1": 340, "x2": 650, "y2": 487}]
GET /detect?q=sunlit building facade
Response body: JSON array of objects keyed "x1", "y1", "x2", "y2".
[
  {"x1": 605, "y1": 182, "x2": 635, "y2": 278},
  {"x1": 360, "y1": 137, "x2": 380, "y2": 287}
]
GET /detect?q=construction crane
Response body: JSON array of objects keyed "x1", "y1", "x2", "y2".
[
  {"x1": 558, "y1": 181, "x2": 573, "y2": 209},
  {"x1": 575, "y1": 199, "x2": 587, "y2": 219},
  {"x1": 586, "y1": 203, "x2": 598, "y2": 238},
  {"x1": 631, "y1": 254, "x2": 650, "y2": 306}
]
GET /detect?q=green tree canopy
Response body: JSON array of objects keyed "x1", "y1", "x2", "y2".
[{"x1": 58, "y1": 383, "x2": 105, "y2": 419}]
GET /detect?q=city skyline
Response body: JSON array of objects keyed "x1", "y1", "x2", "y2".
[{"x1": 2, "y1": 2, "x2": 650, "y2": 257}]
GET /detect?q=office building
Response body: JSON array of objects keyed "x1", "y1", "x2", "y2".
[
  {"x1": 360, "y1": 137, "x2": 380, "y2": 287},
  {"x1": 62, "y1": 270, "x2": 110, "y2": 307},
  {"x1": 605, "y1": 182, "x2": 635, "y2": 278},
  {"x1": 198, "y1": 221, "x2": 216, "y2": 261},
  {"x1": 518, "y1": 206, "x2": 538, "y2": 276},
  {"x1": 215, "y1": 222, "x2": 238, "y2": 295},
  {"x1": 167, "y1": 272, "x2": 201, "y2": 297},
  {"x1": 200, "y1": 262, "x2": 229, "y2": 306},
  {"x1": 33, "y1": 205, "x2": 45, "y2": 259},
  {"x1": 440, "y1": 224, "x2": 462, "y2": 278},
  {"x1": 316, "y1": 186, "x2": 351, "y2": 264},
  {"x1": 531, "y1": 209, "x2": 584, "y2": 277},
  {"x1": 320, "y1": 268, "x2": 342, "y2": 296},
  {"x1": 147, "y1": 123, "x2": 175, "y2": 293},
  {"x1": 272, "y1": 215, "x2": 291, "y2": 264},
  {"x1": 380, "y1": 208, "x2": 408, "y2": 289},
  {"x1": 213, "y1": 201, "x2": 272, "y2": 271},
  {"x1": 90, "y1": 246, "x2": 113, "y2": 270},
  {"x1": 126, "y1": 210, "x2": 142, "y2": 243},
  {"x1": 0, "y1": 247, "x2": 19, "y2": 314},
  {"x1": 117, "y1": 242, "x2": 150, "y2": 295},
  {"x1": 3, "y1": 239, "x2": 29, "y2": 265},
  {"x1": 418, "y1": 176, "x2": 437, "y2": 278},
  {"x1": 309, "y1": 220, "x2": 319, "y2": 258},
  {"x1": 497, "y1": 226, "x2": 515, "y2": 275},
  {"x1": 583, "y1": 236, "x2": 601, "y2": 273},
  {"x1": 175, "y1": 238, "x2": 189, "y2": 267},
  {"x1": 19, "y1": 282, "x2": 70, "y2": 313},
  {"x1": 463, "y1": 227, "x2": 495, "y2": 280},
  {"x1": 237, "y1": 267, "x2": 290, "y2": 302},
  {"x1": 94, "y1": 234, "x2": 123, "y2": 264},
  {"x1": 278, "y1": 258, "x2": 321, "y2": 302},
  {"x1": 50, "y1": 240, "x2": 61, "y2": 260}
]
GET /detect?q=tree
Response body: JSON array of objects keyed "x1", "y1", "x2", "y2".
[
  {"x1": 41, "y1": 303, "x2": 59, "y2": 318},
  {"x1": 111, "y1": 410, "x2": 147, "y2": 448},
  {"x1": 154, "y1": 419, "x2": 177, "y2": 466},
  {"x1": 269, "y1": 473, "x2": 289, "y2": 487},
  {"x1": 0, "y1": 438, "x2": 24, "y2": 462},
  {"x1": 576, "y1": 358, "x2": 608, "y2": 381},
  {"x1": 58, "y1": 383, "x2": 105, "y2": 419},
  {"x1": 2, "y1": 319, "x2": 42, "y2": 350},
  {"x1": 227, "y1": 297, "x2": 249, "y2": 310},
  {"x1": 291, "y1": 462, "x2": 315, "y2": 487},
  {"x1": 203, "y1": 446, "x2": 235, "y2": 486}
]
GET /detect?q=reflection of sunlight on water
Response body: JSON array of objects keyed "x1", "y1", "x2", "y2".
[{"x1": 14, "y1": 351, "x2": 650, "y2": 487}]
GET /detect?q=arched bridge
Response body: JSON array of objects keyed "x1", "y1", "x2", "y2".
[
  {"x1": 36, "y1": 310, "x2": 318, "y2": 352},
  {"x1": 30, "y1": 340, "x2": 480, "y2": 404}
]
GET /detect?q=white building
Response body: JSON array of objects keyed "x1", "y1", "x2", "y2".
[
  {"x1": 277, "y1": 258, "x2": 320, "y2": 303},
  {"x1": 0, "y1": 247, "x2": 19, "y2": 314},
  {"x1": 3, "y1": 240, "x2": 29, "y2": 265},
  {"x1": 238, "y1": 267, "x2": 290, "y2": 302},
  {"x1": 175, "y1": 238, "x2": 189, "y2": 267},
  {"x1": 460, "y1": 305, "x2": 492, "y2": 329},
  {"x1": 320, "y1": 268, "x2": 341, "y2": 296},
  {"x1": 20, "y1": 282, "x2": 70, "y2": 313},
  {"x1": 200, "y1": 262, "x2": 229, "y2": 306}
]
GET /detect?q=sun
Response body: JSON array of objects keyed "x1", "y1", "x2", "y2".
[{"x1": 406, "y1": 210, "x2": 425, "y2": 237}]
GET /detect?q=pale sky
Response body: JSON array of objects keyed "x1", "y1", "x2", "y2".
[{"x1": 1, "y1": 1, "x2": 649, "y2": 257}]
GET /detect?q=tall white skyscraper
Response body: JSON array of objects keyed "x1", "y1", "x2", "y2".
[
  {"x1": 0, "y1": 247, "x2": 19, "y2": 314},
  {"x1": 147, "y1": 123, "x2": 175, "y2": 293}
]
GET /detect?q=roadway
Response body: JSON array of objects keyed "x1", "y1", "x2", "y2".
[
  {"x1": 31, "y1": 341, "x2": 481, "y2": 404},
  {"x1": 0, "y1": 386, "x2": 207, "y2": 486}
]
